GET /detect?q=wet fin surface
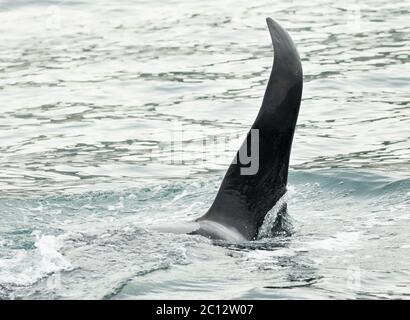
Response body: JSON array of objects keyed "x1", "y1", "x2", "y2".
[{"x1": 197, "y1": 18, "x2": 303, "y2": 240}]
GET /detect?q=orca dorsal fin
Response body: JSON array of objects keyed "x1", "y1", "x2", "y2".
[{"x1": 196, "y1": 18, "x2": 303, "y2": 240}]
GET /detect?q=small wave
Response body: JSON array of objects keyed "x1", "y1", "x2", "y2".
[
  {"x1": 102, "y1": 262, "x2": 171, "y2": 300},
  {"x1": 290, "y1": 169, "x2": 410, "y2": 197}
]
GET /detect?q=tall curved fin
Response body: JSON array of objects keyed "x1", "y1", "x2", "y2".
[{"x1": 197, "y1": 18, "x2": 303, "y2": 240}]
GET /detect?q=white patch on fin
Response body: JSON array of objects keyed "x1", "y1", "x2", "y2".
[{"x1": 198, "y1": 220, "x2": 246, "y2": 242}]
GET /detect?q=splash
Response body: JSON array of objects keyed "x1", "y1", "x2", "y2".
[
  {"x1": 0, "y1": 234, "x2": 73, "y2": 292},
  {"x1": 257, "y1": 192, "x2": 294, "y2": 239}
]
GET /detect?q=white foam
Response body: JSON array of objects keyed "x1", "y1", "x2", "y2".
[
  {"x1": 0, "y1": 234, "x2": 72, "y2": 287},
  {"x1": 35, "y1": 234, "x2": 72, "y2": 274},
  {"x1": 303, "y1": 232, "x2": 362, "y2": 252}
]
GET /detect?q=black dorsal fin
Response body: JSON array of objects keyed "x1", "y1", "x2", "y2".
[{"x1": 196, "y1": 18, "x2": 303, "y2": 240}]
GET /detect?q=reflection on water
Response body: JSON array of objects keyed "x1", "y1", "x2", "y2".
[{"x1": 0, "y1": 0, "x2": 409, "y2": 299}]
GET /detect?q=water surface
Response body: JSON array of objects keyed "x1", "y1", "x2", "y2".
[{"x1": 0, "y1": 0, "x2": 409, "y2": 299}]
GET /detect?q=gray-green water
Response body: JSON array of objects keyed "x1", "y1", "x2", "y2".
[{"x1": 0, "y1": 0, "x2": 409, "y2": 299}]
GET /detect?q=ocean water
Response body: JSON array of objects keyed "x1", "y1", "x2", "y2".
[{"x1": 0, "y1": 0, "x2": 409, "y2": 299}]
